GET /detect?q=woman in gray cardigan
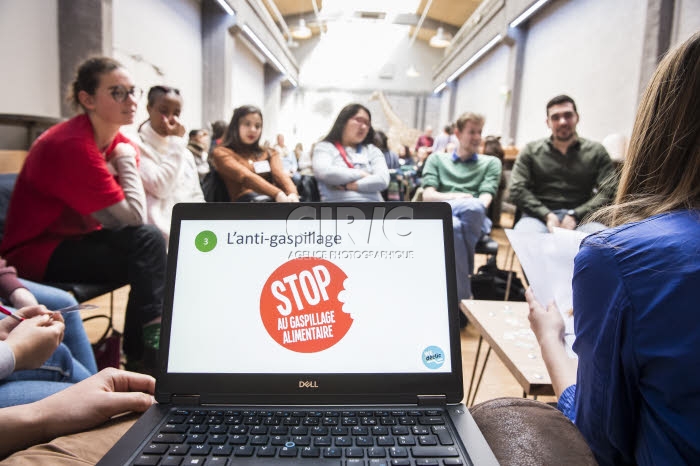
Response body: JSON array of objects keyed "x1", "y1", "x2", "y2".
[{"x1": 312, "y1": 104, "x2": 389, "y2": 202}]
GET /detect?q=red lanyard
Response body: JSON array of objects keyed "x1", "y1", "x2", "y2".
[{"x1": 334, "y1": 142, "x2": 355, "y2": 169}]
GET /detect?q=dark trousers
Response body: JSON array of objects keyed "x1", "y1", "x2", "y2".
[{"x1": 44, "y1": 225, "x2": 166, "y2": 361}]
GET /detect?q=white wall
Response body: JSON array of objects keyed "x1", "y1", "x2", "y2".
[
  {"x1": 453, "y1": 43, "x2": 510, "y2": 138},
  {"x1": 277, "y1": 87, "x2": 298, "y2": 145},
  {"x1": 289, "y1": 90, "x2": 369, "y2": 149},
  {"x1": 673, "y1": 0, "x2": 700, "y2": 47},
  {"x1": 436, "y1": 85, "x2": 454, "y2": 131},
  {"x1": 262, "y1": 72, "x2": 283, "y2": 145},
  {"x1": 112, "y1": 0, "x2": 203, "y2": 132},
  {"x1": 424, "y1": 95, "x2": 442, "y2": 136},
  {"x1": 230, "y1": 35, "x2": 265, "y2": 113},
  {"x1": 295, "y1": 21, "x2": 443, "y2": 93},
  {"x1": 513, "y1": 0, "x2": 646, "y2": 147},
  {"x1": 0, "y1": 0, "x2": 60, "y2": 117}
]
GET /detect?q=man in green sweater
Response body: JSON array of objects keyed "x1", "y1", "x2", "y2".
[
  {"x1": 421, "y1": 112, "x2": 502, "y2": 303},
  {"x1": 509, "y1": 95, "x2": 614, "y2": 233}
]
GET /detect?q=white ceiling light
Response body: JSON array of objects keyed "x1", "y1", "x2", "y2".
[
  {"x1": 429, "y1": 26, "x2": 452, "y2": 48},
  {"x1": 406, "y1": 64, "x2": 420, "y2": 77},
  {"x1": 215, "y1": 0, "x2": 234, "y2": 16},
  {"x1": 433, "y1": 81, "x2": 447, "y2": 94},
  {"x1": 291, "y1": 18, "x2": 312, "y2": 40},
  {"x1": 446, "y1": 34, "x2": 502, "y2": 82},
  {"x1": 240, "y1": 24, "x2": 297, "y2": 87},
  {"x1": 510, "y1": 0, "x2": 551, "y2": 28}
]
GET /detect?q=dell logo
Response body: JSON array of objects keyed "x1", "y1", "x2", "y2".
[{"x1": 298, "y1": 380, "x2": 318, "y2": 388}]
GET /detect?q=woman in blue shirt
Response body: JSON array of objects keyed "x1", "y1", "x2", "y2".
[{"x1": 527, "y1": 32, "x2": 700, "y2": 465}]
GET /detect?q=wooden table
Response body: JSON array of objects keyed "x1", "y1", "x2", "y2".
[{"x1": 461, "y1": 299, "x2": 553, "y2": 406}]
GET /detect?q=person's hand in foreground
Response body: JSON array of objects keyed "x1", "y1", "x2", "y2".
[
  {"x1": 527, "y1": 288, "x2": 565, "y2": 344},
  {"x1": 0, "y1": 305, "x2": 64, "y2": 370},
  {"x1": 0, "y1": 368, "x2": 156, "y2": 458},
  {"x1": 526, "y1": 288, "x2": 577, "y2": 397},
  {"x1": 0, "y1": 305, "x2": 55, "y2": 340}
]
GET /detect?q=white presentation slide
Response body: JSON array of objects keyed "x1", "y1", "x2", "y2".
[{"x1": 166, "y1": 217, "x2": 452, "y2": 374}]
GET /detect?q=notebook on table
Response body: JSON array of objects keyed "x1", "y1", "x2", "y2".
[{"x1": 98, "y1": 202, "x2": 498, "y2": 466}]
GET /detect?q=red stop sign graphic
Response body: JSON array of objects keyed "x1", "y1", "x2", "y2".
[{"x1": 260, "y1": 258, "x2": 353, "y2": 353}]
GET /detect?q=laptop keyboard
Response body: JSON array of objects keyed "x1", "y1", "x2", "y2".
[{"x1": 132, "y1": 408, "x2": 467, "y2": 465}]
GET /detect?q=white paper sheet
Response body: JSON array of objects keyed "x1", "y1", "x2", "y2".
[{"x1": 505, "y1": 228, "x2": 587, "y2": 358}]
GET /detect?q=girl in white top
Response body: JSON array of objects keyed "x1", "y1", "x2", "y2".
[{"x1": 135, "y1": 86, "x2": 204, "y2": 243}]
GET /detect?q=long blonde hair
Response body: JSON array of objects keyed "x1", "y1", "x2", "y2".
[{"x1": 594, "y1": 32, "x2": 700, "y2": 227}]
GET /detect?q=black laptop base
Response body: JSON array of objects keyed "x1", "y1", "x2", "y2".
[{"x1": 101, "y1": 404, "x2": 472, "y2": 466}]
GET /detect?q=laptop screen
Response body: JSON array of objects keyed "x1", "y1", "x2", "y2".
[{"x1": 165, "y1": 204, "x2": 453, "y2": 376}]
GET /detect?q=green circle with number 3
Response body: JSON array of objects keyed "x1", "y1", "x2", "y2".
[{"x1": 195, "y1": 230, "x2": 217, "y2": 252}]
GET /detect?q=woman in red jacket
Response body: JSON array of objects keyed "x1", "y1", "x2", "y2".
[{"x1": 0, "y1": 57, "x2": 165, "y2": 374}]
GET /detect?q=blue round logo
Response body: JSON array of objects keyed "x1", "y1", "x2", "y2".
[{"x1": 422, "y1": 346, "x2": 445, "y2": 369}]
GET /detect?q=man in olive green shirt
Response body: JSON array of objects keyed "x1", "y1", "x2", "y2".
[
  {"x1": 510, "y1": 95, "x2": 614, "y2": 233},
  {"x1": 422, "y1": 112, "x2": 502, "y2": 302}
]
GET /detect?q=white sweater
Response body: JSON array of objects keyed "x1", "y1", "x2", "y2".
[{"x1": 136, "y1": 122, "x2": 205, "y2": 243}]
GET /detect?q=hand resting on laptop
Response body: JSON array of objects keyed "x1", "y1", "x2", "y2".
[{"x1": 0, "y1": 368, "x2": 155, "y2": 458}]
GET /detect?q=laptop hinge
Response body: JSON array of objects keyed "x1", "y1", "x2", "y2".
[
  {"x1": 417, "y1": 395, "x2": 447, "y2": 406},
  {"x1": 171, "y1": 394, "x2": 200, "y2": 406}
]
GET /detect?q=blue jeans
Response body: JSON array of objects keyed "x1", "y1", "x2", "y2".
[
  {"x1": 449, "y1": 198, "x2": 492, "y2": 301},
  {"x1": 0, "y1": 280, "x2": 97, "y2": 407},
  {"x1": 0, "y1": 345, "x2": 81, "y2": 407},
  {"x1": 514, "y1": 210, "x2": 607, "y2": 234},
  {"x1": 20, "y1": 279, "x2": 97, "y2": 375}
]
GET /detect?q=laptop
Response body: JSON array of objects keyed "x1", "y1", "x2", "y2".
[{"x1": 99, "y1": 202, "x2": 498, "y2": 465}]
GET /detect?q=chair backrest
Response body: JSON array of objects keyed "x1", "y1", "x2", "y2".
[
  {"x1": 296, "y1": 175, "x2": 321, "y2": 202},
  {"x1": 201, "y1": 168, "x2": 231, "y2": 202},
  {"x1": 411, "y1": 186, "x2": 424, "y2": 202},
  {"x1": 470, "y1": 397, "x2": 597, "y2": 465},
  {"x1": 0, "y1": 173, "x2": 18, "y2": 243}
]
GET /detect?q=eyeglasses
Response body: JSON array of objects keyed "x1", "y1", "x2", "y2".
[
  {"x1": 350, "y1": 116, "x2": 371, "y2": 127},
  {"x1": 108, "y1": 86, "x2": 143, "y2": 103}
]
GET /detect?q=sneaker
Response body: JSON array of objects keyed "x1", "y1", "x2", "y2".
[
  {"x1": 143, "y1": 322, "x2": 161, "y2": 352},
  {"x1": 124, "y1": 323, "x2": 161, "y2": 375}
]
